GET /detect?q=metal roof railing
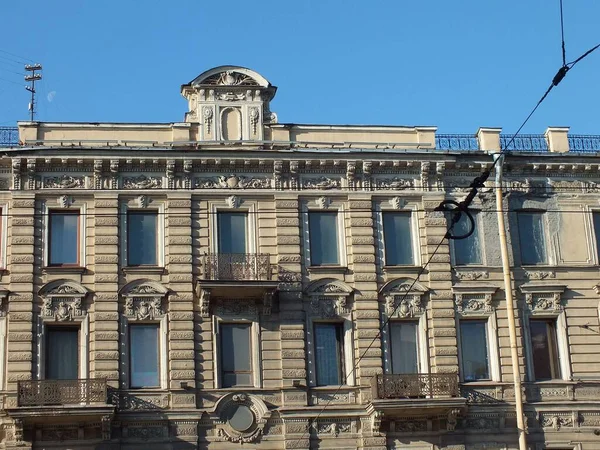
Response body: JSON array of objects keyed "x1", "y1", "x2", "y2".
[{"x1": 0, "y1": 127, "x2": 18, "y2": 148}]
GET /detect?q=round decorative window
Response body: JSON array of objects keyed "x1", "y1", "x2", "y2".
[{"x1": 227, "y1": 404, "x2": 255, "y2": 432}]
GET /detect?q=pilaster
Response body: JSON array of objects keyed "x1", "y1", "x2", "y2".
[{"x1": 92, "y1": 194, "x2": 120, "y2": 385}]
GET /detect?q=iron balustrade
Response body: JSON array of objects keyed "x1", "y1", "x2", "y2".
[
  {"x1": 568, "y1": 134, "x2": 600, "y2": 153},
  {"x1": 500, "y1": 134, "x2": 549, "y2": 152},
  {"x1": 435, "y1": 134, "x2": 479, "y2": 151},
  {"x1": 17, "y1": 379, "x2": 107, "y2": 406},
  {"x1": 202, "y1": 253, "x2": 272, "y2": 281},
  {"x1": 0, "y1": 127, "x2": 19, "y2": 148},
  {"x1": 371, "y1": 373, "x2": 459, "y2": 399}
]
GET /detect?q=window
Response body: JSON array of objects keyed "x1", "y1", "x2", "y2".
[
  {"x1": 459, "y1": 320, "x2": 490, "y2": 381},
  {"x1": 49, "y1": 211, "x2": 80, "y2": 266},
  {"x1": 129, "y1": 324, "x2": 160, "y2": 388},
  {"x1": 517, "y1": 212, "x2": 547, "y2": 265},
  {"x1": 220, "y1": 323, "x2": 252, "y2": 387},
  {"x1": 389, "y1": 321, "x2": 418, "y2": 374},
  {"x1": 314, "y1": 323, "x2": 344, "y2": 385},
  {"x1": 529, "y1": 319, "x2": 560, "y2": 380},
  {"x1": 218, "y1": 212, "x2": 247, "y2": 253},
  {"x1": 46, "y1": 327, "x2": 78, "y2": 380},
  {"x1": 593, "y1": 212, "x2": 600, "y2": 261},
  {"x1": 127, "y1": 211, "x2": 158, "y2": 266},
  {"x1": 452, "y1": 212, "x2": 482, "y2": 265},
  {"x1": 382, "y1": 212, "x2": 414, "y2": 266},
  {"x1": 309, "y1": 212, "x2": 339, "y2": 266}
]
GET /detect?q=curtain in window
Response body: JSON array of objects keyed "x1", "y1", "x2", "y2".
[
  {"x1": 383, "y1": 213, "x2": 414, "y2": 265},
  {"x1": 530, "y1": 320, "x2": 560, "y2": 380},
  {"x1": 390, "y1": 322, "x2": 418, "y2": 373},
  {"x1": 130, "y1": 325, "x2": 160, "y2": 387},
  {"x1": 309, "y1": 212, "x2": 339, "y2": 265},
  {"x1": 46, "y1": 328, "x2": 78, "y2": 379},
  {"x1": 453, "y1": 212, "x2": 482, "y2": 265},
  {"x1": 460, "y1": 321, "x2": 489, "y2": 381},
  {"x1": 218, "y1": 213, "x2": 247, "y2": 254},
  {"x1": 127, "y1": 212, "x2": 158, "y2": 265},
  {"x1": 49, "y1": 213, "x2": 79, "y2": 265},
  {"x1": 220, "y1": 323, "x2": 252, "y2": 387},
  {"x1": 517, "y1": 212, "x2": 547, "y2": 264},
  {"x1": 314, "y1": 323, "x2": 342, "y2": 385}
]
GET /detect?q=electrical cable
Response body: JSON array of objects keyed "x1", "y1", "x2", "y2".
[{"x1": 0, "y1": 49, "x2": 35, "y2": 64}]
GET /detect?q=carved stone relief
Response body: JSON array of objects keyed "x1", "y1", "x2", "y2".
[
  {"x1": 122, "y1": 175, "x2": 162, "y2": 189},
  {"x1": 125, "y1": 298, "x2": 163, "y2": 320},
  {"x1": 43, "y1": 174, "x2": 85, "y2": 189},
  {"x1": 214, "y1": 393, "x2": 271, "y2": 444},
  {"x1": 301, "y1": 177, "x2": 341, "y2": 190},
  {"x1": 41, "y1": 298, "x2": 84, "y2": 321},
  {"x1": 195, "y1": 174, "x2": 271, "y2": 189}
]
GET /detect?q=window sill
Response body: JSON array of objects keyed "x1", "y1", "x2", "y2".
[
  {"x1": 42, "y1": 266, "x2": 86, "y2": 275},
  {"x1": 384, "y1": 265, "x2": 425, "y2": 273},
  {"x1": 122, "y1": 266, "x2": 165, "y2": 275},
  {"x1": 308, "y1": 265, "x2": 347, "y2": 274}
]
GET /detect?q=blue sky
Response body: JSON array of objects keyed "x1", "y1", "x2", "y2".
[{"x1": 1, "y1": 0, "x2": 599, "y2": 134}]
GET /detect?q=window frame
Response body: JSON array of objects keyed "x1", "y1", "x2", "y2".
[
  {"x1": 313, "y1": 321, "x2": 345, "y2": 386},
  {"x1": 376, "y1": 203, "x2": 420, "y2": 267},
  {"x1": 218, "y1": 322, "x2": 254, "y2": 388},
  {"x1": 42, "y1": 202, "x2": 87, "y2": 268},
  {"x1": 516, "y1": 210, "x2": 552, "y2": 266},
  {"x1": 0, "y1": 205, "x2": 7, "y2": 269},
  {"x1": 449, "y1": 209, "x2": 485, "y2": 266},
  {"x1": 120, "y1": 201, "x2": 165, "y2": 268},
  {"x1": 48, "y1": 209, "x2": 81, "y2": 267},
  {"x1": 209, "y1": 200, "x2": 257, "y2": 255},
  {"x1": 453, "y1": 286, "x2": 500, "y2": 383},
  {"x1": 213, "y1": 314, "x2": 262, "y2": 389},
  {"x1": 520, "y1": 284, "x2": 571, "y2": 382},
  {"x1": 386, "y1": 319, "x2": 424, "y2": 375},
  {"x1": 590, "y1": 209, "x2": 600, "y2": 265},
  {"x1": 45, "y1": 325, "x2": 80, "y2": 380},
  {"x1": 128, "y1": 323, "x2": 162, "y2": 389},
  {"x1": 302, "y1": 199, "x2": 348, "y2": 269},
  {"x1": 120, "y1": 315, "x2": 168, "y2": 389}
]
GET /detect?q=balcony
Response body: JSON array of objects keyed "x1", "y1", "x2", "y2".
[
  {"x1": 202, "y1": 253, "x2": 272, "y2": 281},
  {"x1": 198, "y1": 253, "x2": 278, "y2": 303},
  {"x1": 368, "y1": 374, "x2": 466, "y2": 418},
  {"x1": 7, "y1": 379, "x2": 114, "y2": 424}
]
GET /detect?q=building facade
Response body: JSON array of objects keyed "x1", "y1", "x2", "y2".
[{"x1": 0, "y1": 66, "x2": 599, "y2": 449}]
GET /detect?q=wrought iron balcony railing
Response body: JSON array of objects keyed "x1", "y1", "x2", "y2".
[
  {"x1": 0, "y1": 127, "x2": 19, "y2": 148},
  {"x1": 202, "y1": 253, "x2": 272, "y2": 281},
  {"x1": 435, "y1": 134, "x2": 479, "y2": 151},
  {"x1": 371, "y1": 373, "x2": 459, "y2": 400},
  {"x1": 17, "y1": 379, "x2": 108, "y2": 407}
]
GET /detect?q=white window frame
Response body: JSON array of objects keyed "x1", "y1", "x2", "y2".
[
  {"x1": 42, "y1": 201, "x2": 87, "y2": 267},
  {"x1": 587, "y1": 207, "x2": 600, "y2": 265},
  {"x1": 453, "y1": 286, "x2": 500, "y2": 383},
  {"x1": 449, "y1": 209, "x2": 486, "y2": 266},
  {"x1": 516, "y1": 210, "x2": 556, "y2": 266},
  {"x1": 375, "y1": 201, "x2": 421, "y2": 267},
  {"x1": 120, "y1": 316, "x2": 168, "y2": 389},
  {"x1": 120, "y1": 201, "x2": 165, "y2": 267},
  {"x1": 210, "y1": 199, "x2": 257, "y2": 254},
  {"x1": 520, "y1": 284, "x2": 571, "y2": 381},
  {"x1": 212, "y1": 300, "x2": 262, "y2": 389},
  {"x1": 306, "y1": 316, "x2": 354, "y2": 387},
  {"x1": 0, "y1": 204, "x2": 7, "y2": 269},
  {"x1": 380, "y1": 279, "x2": 429, "y2": 375},
  {"x1": 301, "y1": 199, "x2": 348, "y2": 268}
]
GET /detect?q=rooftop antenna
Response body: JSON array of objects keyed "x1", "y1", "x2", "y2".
[{"x1": 24, "y1": 64, "x2": 42, "y2": 122}]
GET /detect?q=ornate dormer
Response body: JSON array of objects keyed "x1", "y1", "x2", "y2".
[{"x1": 181, "y1": 66, "x2": 278, "y2": 142}]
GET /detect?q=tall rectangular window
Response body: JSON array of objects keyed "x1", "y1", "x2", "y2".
[
  {"x1": 459, "y1": 320, "x2": 490, "y2": 381},
  {"x1": 49, "y1": 211, "x2": 79, "y2": 266},
  {"x1": 593, "y1": 212, "x2": 600, "y2": 261},
  {"x1": 127, "y1": 211, "x2": 158, "y2": 266},
  {"x1": 309, "y1": 212, "x2": 339, "y2": 266},
  {"x1": 130, "y1": 324, "x2": 160, "y2": 388},
  {"x1": 220, "y1": 323, "x2": 252, "y2": 387},
  {"x1": 383, "y1": 212, "x2": 414, "y2": 266},
  {"x1": 314, "y1": 323, "x2": 344, "y2": 385},
  {"x1": 517, "y1": 212, "x2": 547, "y2": 265},
  {"x1": 218, "y1": 212, "x2": 247, "y2": 253},
  {"x1": 453, "y1": 212, "x2": 483, "y2": 265},
  {"x1": 529, "y1": 319, "x2": 560, "y2": 380},
  {"x1": 389, "y1": 321, "x2": 418, "y2": 374},
  {"x1": 46, "y1": 327, "x2": 78, "y2": 379}
]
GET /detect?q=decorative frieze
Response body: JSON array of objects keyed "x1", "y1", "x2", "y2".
[
  {"x1": 122, "y1": 175, "x2": 162, "y2": 189},
  {"x1": 195, "y1": 174, "x2": 271, "y2": 189},
  {"x1": 42, "y1": 174, "x2": 85, "y2": 189}
]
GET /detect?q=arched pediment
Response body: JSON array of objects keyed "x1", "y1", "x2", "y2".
[
  {"x1": 39, "y1": 279, "x2": 88, "y2": 297},
  {"x1": 379, "y1": 278, "x2": 428, "y2": 295},
  {"x1": 187, "y1": 66, "x2": 271, "y2": 88},
  {"x1": 119, "y1": 279, "x2": 169, "y2": 297},
  {"x1": 305, "y1": 278, "x2": 354, "y2": 296}
]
